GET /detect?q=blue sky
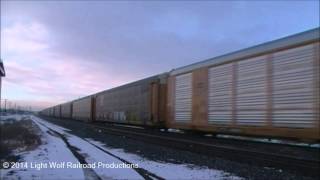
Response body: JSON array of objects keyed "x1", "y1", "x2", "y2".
[{"x1": 1, "y1": 1, "x2": 319, "y2": 110}]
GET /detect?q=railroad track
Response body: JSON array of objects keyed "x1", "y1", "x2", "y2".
[
  {"x1": 35, "y1": 119, "x2": 165, "y2": 180},
  {"x1": 40, "y1": 116, "x2": 320, "y2": 177}
]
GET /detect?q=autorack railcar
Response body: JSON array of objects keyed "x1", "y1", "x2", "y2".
[
  {"x1": 53, "y1": 105, "x2": 61, "y2": 118},
  {"x1": 49, "y1": 107, "x2": 54, "y2": 117},
  {"x1": 72, "y1": 95, "x2": 95, "y2": 122},
  {"x1": 94, "y1": 74, "x2": 168, "y2": 126},
  {"x1": 166, "y1": 28, "x2": 319, "y2": 140},
  {"x1": 40, "y1": 28, "x2": 320, "y2": 141},
  {"x1": 40, "y1": 108, "x2": 49, "y2": 116},
  {"x1": 61, "y1": 102, "x2": 73, "y2": 119}
]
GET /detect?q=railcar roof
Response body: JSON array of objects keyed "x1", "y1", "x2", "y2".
[
  {"x1": 70, "y1": 73, "x2": 168, "y2": 102},
  {"x1": 170, "y1": 27, "x2": 320, "y2": 75},
  {"x1": 94, "y1": 72, "x2": 168, "y2": 96}
]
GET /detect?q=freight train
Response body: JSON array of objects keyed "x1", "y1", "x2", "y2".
[{"x1": 40, "y1": 28, "x2": 320, "y2": 141}]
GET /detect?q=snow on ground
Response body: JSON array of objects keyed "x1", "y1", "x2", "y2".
[
  {"x1": 0, "y1": 116, "x2": 85, "y2": 180},
  {"x1": 66, "y1": 135, "x2": 142, "y2": 179},
  {"x1": 167, "y1": 128, "x2": 184, "y2": 134},
  {"x1": 113, "y1": 124, "x2": 144, "y2": 129},
  {"x1": 31, "y1": 116, "x2": 242, "y2": 180},
  {"x1": 0, "y1": 114, "x2": 25, "y2": 122},
  {"x1": 31, "y1": 116, "x2": 143, "y2": 179},
  {"x1": 31, "y1": 116, "x2": 72, "y2": 132},
  {"x1": 2, "y1": 115, "x2": 242, "y2": 179},
  {"x1": 87, "y1": 140, "x2": 242, "y2": 180},
  {"x1": 217, "y1": 134, "x2": 320, "y2": 148}
]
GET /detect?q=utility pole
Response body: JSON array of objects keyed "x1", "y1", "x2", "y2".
[{"x1": 4, "y1": 99, "x2": 7, "y2": 112}]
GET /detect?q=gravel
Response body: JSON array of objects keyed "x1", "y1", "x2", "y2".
[{"x1": 40, "y1": 116, "x2": 318, "y2": 180}]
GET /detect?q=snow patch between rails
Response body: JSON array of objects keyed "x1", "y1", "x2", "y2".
[
  {"x1": 3, "y1": 115, "x2": 243, "y2": 180},
  {"x1": 33, "y1": 116, "x2": 243, "y2": 180},
  {"x1": 32, "y1": 116, "x2": 72, "y2": 132},
  {"x1": 66, "y1": 136, "x2": 142, "y2": 179},
  {"x1": 86, "y1": 139, "x2": 242, "y2": 180},
  {"x1": 167, "y1": 128, "x2": 184, "y2": 133},
  {"x1": 31, "y1": 116, "x2": 142, "y2": 180},
  {"x1": 217, "y1": 134, "x2": 320, "y2": 148},
  {"x1": 113, "y1": 124, "x2": 145, "y2": 129}
]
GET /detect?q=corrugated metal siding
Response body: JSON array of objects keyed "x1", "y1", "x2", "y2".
[
  {"x1": 236, "y1": 56, "x2": 268, "y2": 126},
  {"x1": 272, "y1": 44, "x2": 315, "y2": 128},
  {"x1": 61, "y1": 103, "x2": 72, "y2": 118},
  {"x1": 170, "y1": 28, "x2": 319, "y2": 76},
  {"x1": 54, "y1": 106, "x2": 60, "y2": 117},
  {"x1": 95, "y1": 78, "x2": 156, "y2": 124},
  {"x1": 175, "y1": 73, "x2": 192, "y2": 122},
  {"x1": 72, "y1": 97, "x2": 92, "y2": 121},
  {"x1": 41, "y1": 109, "x2": 49, "y2": 116},
  {"x1": 207, "y1": 43, "x2": 317, "y2": 129},
  {"x1": 45, "y1": 109, "x2": 49, "y2": 116},
  {"x1": 208, "y1": 64, "x2": 233, "y2": 124},
  {"x1": 49, "y1": 108, "x2": 54, "y2": 116}
]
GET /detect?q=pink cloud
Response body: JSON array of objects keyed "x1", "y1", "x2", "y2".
[
  {"x1": 1, "y1": 22, "x2": 50, "y2": 54},
  {"x1": 1, "y1": 21, "x2": 134, "y2": 110}
]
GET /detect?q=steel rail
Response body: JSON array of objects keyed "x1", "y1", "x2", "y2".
[
  {"x1": 39, "y1": 116, "x2": 320, "y2": 177},
  {"x1": 87, "y1": 123, "x2": 319, "y2": 177}
]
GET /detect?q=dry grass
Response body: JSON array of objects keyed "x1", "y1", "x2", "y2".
[{"x1": 0, "y1": 118, "x2": 42, "y2": 168}]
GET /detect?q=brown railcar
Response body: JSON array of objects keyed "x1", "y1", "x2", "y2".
[
  {"x1": 49, "y1": 107, "x2": 54, "y2": 117},
  {"x1": 167, "y1": 28, "x2": 320, "y2": 140},
  {"x1": 53, "y1": 105, "x2": 61, "y2": 118},
  {"x1": 40, "y1": 108, "x2": 49, "y2": 116},
  {"x1": 94, "y1": 74, "x2": 168, "y2": 126},
  {"x1": 40, "y1": 28, "x2": 319, "y2": 141},
  {"x1": 61, "y1": 102, "x2": 73, "y2": 119},
  {"x1": 72, "y1": 96, "x2": 94, "y2": 122}
]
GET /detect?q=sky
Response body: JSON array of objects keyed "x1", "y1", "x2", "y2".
[{"x1": 0, "y1": 0, "x2": 319, "y2": 111}]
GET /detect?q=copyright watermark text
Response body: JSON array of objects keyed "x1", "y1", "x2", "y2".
[{"x1": 2, "y1": 162, "x2": 139, "y2": 170}]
